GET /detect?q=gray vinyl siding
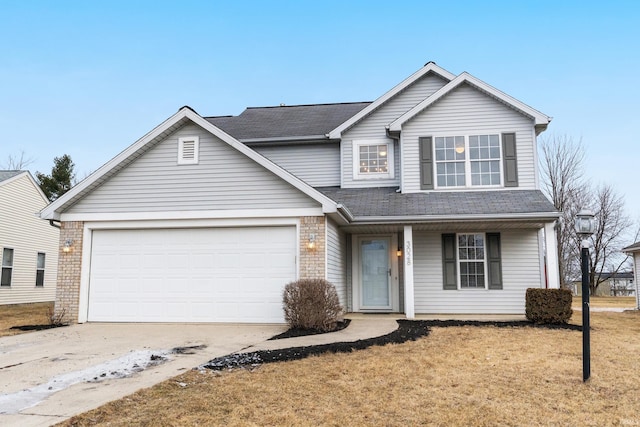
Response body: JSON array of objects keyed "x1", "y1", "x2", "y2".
[
  {"x1": 413, "y1": 229, "x2": 542, "y2": 314},
  {"x1": 342, "y1": 73, "x2": 448, "y2": 188},
  {"x1": 0, "y1": 175, "x2": 58, "y2": 305},
  {"x1": 402, "y1": 83, "x2": 537, "y2": 193},
  {"x1": 326, "y1": 218, "x2": 347, "y2": 307},
  {"x1": 253, "y1": 143, "x2": 340, "y2": 187},
  {"x1": 67, "y1": 123, "x2": 320, "y2": 213}
]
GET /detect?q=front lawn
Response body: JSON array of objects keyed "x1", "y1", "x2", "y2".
[
  {"x1": 573, "y1": 296, "x2": 636, "y2": 309},
  {"x1": 0, "y1": 302, "x2": 54, "y2": 337},
  {"x1": 60, "y1": 310, "x2": 640, "y2": 426}
]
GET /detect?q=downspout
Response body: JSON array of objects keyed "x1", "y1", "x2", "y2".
[{"x1": 49, "y1": 219, "x2": 61, "y2": 229}]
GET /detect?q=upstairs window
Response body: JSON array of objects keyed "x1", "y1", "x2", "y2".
[
  {"x1": 178, "y1": 136, "x2": 200, "y2": 165},
  {"x1": 36, "y1": 252, "x2": 46, "y2": 287},
  {"x1": 435, "y1": 134, "x2": 502, "y2": 188},
  {"x1": 353, "y1": 139, "x2": 394, "y2": 180},
  {"x1": 1, "y1": 248, "x2": 13, "y2": 287}
]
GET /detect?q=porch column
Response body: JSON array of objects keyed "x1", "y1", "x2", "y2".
[
  {"x1": 545, "y1": 221, "x2": 560, "y2": 289},
  {"x1": 403, "y1": 225, "x2": 415, "y2": 318}
]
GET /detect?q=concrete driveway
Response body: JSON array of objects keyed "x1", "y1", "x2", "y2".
[{"x1": 0, "y1": 322, "x2": 285, "y2": 427}]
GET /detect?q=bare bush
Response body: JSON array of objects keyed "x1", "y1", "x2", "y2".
[
  {"x1": 283, "y1": 279, "x2": 343, "y2": 332},
  {"x1": 47, "y1": 305, "x2": 68, "y2": 326}
]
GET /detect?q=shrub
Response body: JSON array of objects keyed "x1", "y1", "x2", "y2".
[
  {"x1": 283, "y1": 279, "x2": 344, "y2": 332},
  {"x1": 525, "y1": 288, "x2": 573, "y2": 324}
]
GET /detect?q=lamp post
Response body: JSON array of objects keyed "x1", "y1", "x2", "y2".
[{"x1": 575, "y1": 209, "x2": 596, "y2": 382}]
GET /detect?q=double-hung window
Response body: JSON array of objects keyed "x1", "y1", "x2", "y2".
[
  {"x1": 36, "y1": 252, "x2": 46, "y2": 287},
  {"x1": 353, "y1": 139, "x2": 394, "y2": 180},
  {"x1": 1, "y1": 248, "x2": 14, "y2": 287},
  {"x1": 434, "y1": 134, "x2": 502, "y2": 188},
  {"x1": 442, "y1": 233, "x2": 503, "y2": 290}
]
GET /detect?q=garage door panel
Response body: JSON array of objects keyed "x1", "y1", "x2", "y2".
[{"x1": 88, "y1": 226, "x2": 296, "y2": 323}]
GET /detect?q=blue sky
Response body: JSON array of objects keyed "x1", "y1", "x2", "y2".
[{"x1": 1, "y1": 1, "x2": 638, "y2": 223}]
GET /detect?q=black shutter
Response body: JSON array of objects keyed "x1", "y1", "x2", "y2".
[
  {"x1": 486, "y1": 233, "x2": 503, "y2": 290},
  {"x1": 502, "y1": 133, "x2": 518, "y2": 187},
  {"x1": 442, "y1": 234, "x2": 457, "y2": 290},
  {"x1": 419, "y1": 137, "x2": 434, "y2": 190}
]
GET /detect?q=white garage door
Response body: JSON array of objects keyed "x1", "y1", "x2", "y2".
[{"x1": 88, "y1": 227, "x2": 296, "y2": 323}]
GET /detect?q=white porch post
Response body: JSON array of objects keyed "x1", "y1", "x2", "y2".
[
  {"x1": 403, "y1": 225, "x2": 415, "y2": 318},
  {"x1": 545, "y1": 221, "x2": 560, "y2": 289}
]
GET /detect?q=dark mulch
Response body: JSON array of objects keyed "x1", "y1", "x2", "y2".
[
  {"x1": 422, "y1": 319, "x2": 582, "y2": 331},
  {"x1": 201, "y1": 319, "x2": 581, "y2": 371},
  {"x1": 268, "y1": 319, "x2": 351, "y2": 340},
  {"x1": 9, "y1": 324, "x2": 67, "y2": 332}
]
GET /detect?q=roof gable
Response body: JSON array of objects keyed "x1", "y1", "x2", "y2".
[
  {"x1": 40, "y1": 108, "x2": 338, "y2": 220},
  {"x1": 389, "y1": 72, "x2": 551, "y2": 133},
  {"x1": 0, "y1": 170, "x2": 50, "y2": 204},
  {"x1": 328, "y1": 62, "x2": 456, "y2": 139}
]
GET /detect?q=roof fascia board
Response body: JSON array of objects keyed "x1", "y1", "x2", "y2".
[
  {"x1": 42, "y1": 107, "x2": 338, "y2": 219},
  {"x1": 241, "y1": 135, "x2": 334, "y2": 144},
  {"x1": 389, "y1": 72, "x2": 551, "y2": 132},
  {"x1": 328, "y1": 62, "x2": 455, "y2": 139},
  {"x1": 40, "y1": 108, "x2": 193, "y2": 220},
  {"x1": 351, "y1": 211, "x2": 561, "y2": 223}
]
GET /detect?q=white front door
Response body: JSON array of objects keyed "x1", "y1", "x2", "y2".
[{"x1": 360, "y1": 237, "x2": 392, "y2": 309}]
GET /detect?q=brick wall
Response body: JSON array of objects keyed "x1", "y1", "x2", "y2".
[
  {"x1": 55, "y1": 221, "x2": 84, "y2": 323},
  {"x1": 299, "y1": 216, "x2": 326, "y2": 279}
]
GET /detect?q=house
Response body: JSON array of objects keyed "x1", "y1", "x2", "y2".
[
  {"x1": 1, "y1": 171, "x2": 59, "y2": 305},
  {"x1": 40, "y1": 62, "x2": 560, "y2": 324},
  {"x1": 623, "y1": 242, "x2": 640, "y2": 308},
  {"x1": 572, "y1": 271, "x2": 635, "y2": 297}
]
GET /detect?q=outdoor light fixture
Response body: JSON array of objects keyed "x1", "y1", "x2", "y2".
[
  {"x1": 62, "y1": 239, "x2": 74, "y2": 253},
  {"x1": 396, "y1": 246, "x2": 403, "y2": 257},
  {"x1": 307, "y1": 234, "x2": 316, "y2": 250},
  {"x1": 575, "y1": 208, "x2": 595, "y2": 382}
]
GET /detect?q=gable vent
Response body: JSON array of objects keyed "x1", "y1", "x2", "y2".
[{"x1": 178, "y1": 136, "x2": 199, "y2": 165}]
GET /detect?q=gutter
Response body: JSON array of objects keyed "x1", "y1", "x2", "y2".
[
  {"x1": 349, "y1": 212, "x2": 561, "y2": 224},
  {"x1": 241, "y1": 135, "x2": 338, "y2": 147},
  {"x1": 49, "y1": 219, "x2": 61, "y2": 229}
]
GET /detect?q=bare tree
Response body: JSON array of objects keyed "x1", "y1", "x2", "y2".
[
  {"x1": 587, "y1": 184, "x2": 636, "y2": 295},
  {"x1": 539, "y1": 135, "x2": 589, "y2": 288},
  {"x1": 1, "y1": 151, "x2": 34, "y2": 170}
]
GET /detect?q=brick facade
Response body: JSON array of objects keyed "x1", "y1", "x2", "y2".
[
  {"x1": 299, "y1": 216, "x2": 326, "y2": 279},
  {"x1": 55, "y1": 221, "x2": 84, "y2": 323}
]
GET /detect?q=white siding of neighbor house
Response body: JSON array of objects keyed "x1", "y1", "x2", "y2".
[
  {"x1": 253, "y1": 143, "x2": 340, "y2": 187},
  {"x1": 67, "y1": 123, "x2": 320, "y2": 213},
  {"x1": 402, "y1": 83, "x2": 537, "y2": 193},
  {"x1": 413, "y1": 229, "x2": 542, "y2": 314},
  {"x1": 342, "y1": 73, "x2": 449, "y2": 188},
  {"x1": 0, "y1": 174, "x2": 59, "y2": 304},
  {"x1": 326, "y1": 218, "x2": 347, "y2": 307}
]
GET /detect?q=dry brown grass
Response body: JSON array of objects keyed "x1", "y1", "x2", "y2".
[
  {"x1": 573, "y1": 296, "x2": 636, "y2": 308},
  {"x1": 0, "y1": 302, "x2": 53, "y2": 337},
  {"x1": 60, "y1": 310, "x2": 640, "y2": 427}
]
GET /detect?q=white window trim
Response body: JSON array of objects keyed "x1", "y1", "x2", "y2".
[
  {"x1": 352, "y1": 139, "x2": 395, "y2": 180},
  {"x1": 1, "y1": 247, "x2": 14, "y2": 287},
  {"x1": 36, "y1": 252, "x2": 46, "y2": 287},
  {"x1": 433, "y1": 133, "x2": 504, "y2": 189},
  {"x1": 456, "y1": 232, "x2": 488, "y2": 290},
  {"x1": 178, "y1": 136, "x2": 200, "y2": 165}
]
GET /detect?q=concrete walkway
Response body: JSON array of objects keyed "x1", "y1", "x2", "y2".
[{"x1": 0, "y1": 319, "x2": 398, "y2": 427}]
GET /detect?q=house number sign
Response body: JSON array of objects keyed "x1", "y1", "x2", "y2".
[{"x1": 405, "y1": 240, "x2": 412, "y2": 266}]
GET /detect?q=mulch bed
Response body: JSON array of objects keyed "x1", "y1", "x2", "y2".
[
  {"x1": 268, "y1": 319, "x2": 351, "y2": 340},
  {"x1": 201, "y1": 319, "x2": 581, "y2": 371},
  {"x1": 9, "y1": 324, "x2": 67, "y2": 332}
]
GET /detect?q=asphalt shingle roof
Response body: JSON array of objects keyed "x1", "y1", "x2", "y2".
[
  {"x1": 205, "y1": 102, "x2": 371, "y2": 141},
  {"x1": 316, "y1": 187, "x2": 557, "y2": 218},
  {"x1": 0, "y1": 170, "x2": 23, "y2": 183}
]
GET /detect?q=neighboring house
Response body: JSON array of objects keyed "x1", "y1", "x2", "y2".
[
  {"x1": 40, "y1": 62, "x2": 560, "y2": 324},
  {"x1": 572, "y1": 271, "x2": 635, "y2": 297},
  {"x1": 1, "y1": 171, "x2": 59, "y2": 305},
  {"x1": 623, "y1": 242, "x2": 640, "y2": 308}
]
